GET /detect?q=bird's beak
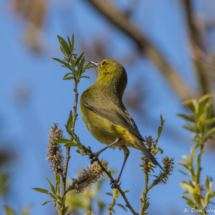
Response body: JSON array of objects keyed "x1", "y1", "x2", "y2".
[{"x1": 90, "y1": 61, "x2": 99, "y2": 67}]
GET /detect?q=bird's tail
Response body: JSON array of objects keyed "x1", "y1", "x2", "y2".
[{"x1": 137, "y1": 141, "x2": 164, "y2": 171}]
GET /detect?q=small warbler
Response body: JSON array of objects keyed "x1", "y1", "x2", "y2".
[{"x1": 80, "y1": 59, "x2": 163, "y2": 186}]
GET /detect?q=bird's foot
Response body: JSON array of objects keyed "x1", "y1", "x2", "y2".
[
  {"x1": 89, "y1": 152, "x2": 99, "y2": 164},
  {"x1": 110, "y1": 177, "x2": 121, "y2": 189}
]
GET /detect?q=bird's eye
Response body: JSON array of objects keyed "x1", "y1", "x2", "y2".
[{"x1": 102, "y1": 61, "x2": 107, "y2": 65}]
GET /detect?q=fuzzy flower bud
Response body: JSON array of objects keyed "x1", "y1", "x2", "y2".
[
  {"x1": 47, "y1": 123, "x2": 64, "y2": 173},
  {"x1": 68, "y1": 160, "x2": 108, "y2": 193},
  {"x1": 152, "y1": 156, "x2": 174, "y2": 185}
]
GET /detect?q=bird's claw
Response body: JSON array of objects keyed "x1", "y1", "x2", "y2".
[{"x1": 110, "y1": 178, "x2": 121, "y2": 189}]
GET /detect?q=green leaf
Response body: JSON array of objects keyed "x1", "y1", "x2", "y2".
[
  {"x1": 157, "y1": 126, "x2": 162, "y2": 138},
  {"x1": 199, "y1": 94, "x2": 214, "y2": 103},
  {"x1": 180, "y1": 182, "x2": 194, "y2": 196},
  {"x1": 78, "y1": 57, "x2": 85, "y2": 71},
  {"x1": 67, "y1": 110, "x2": 73, "y2": 131},
  {"x1": 67, "y1": 36, "x2": 72, "y2": 51},
  {"x1": 84, "y1": 62, "x2": 92, "y2": 70},
  {"x1": 183, "y1": 99, "x2": 198, "y2": 113},
  {"x1": 56, "y1": 173, "x2": 60, "y2": 194},
  {"x1": 206, "y1": 104, "x2": 212, "y2": 119},
  {"x1": 177, "y1": 114, "x2": 196, "y2": 123},
  {"x1": 80, "y1": 76, "x2": 90, "y2": 79},
  {"x1": 46, "y1": 178, "x2": 56, "y2": 195},
  {"x1": 182, "y1": 155, "x2": 190, "y2": 165},
  {"x1": 204, "y1": 127, "x2": 215, "y2": 140},
  {"x1": 206, "y1": 118, "x2": 215, "y2": 125},
  {"x1": 160, "y1": 114, "x2": 165, "y2": 126},
  {"x1": 205, "y1": 176, "x2": 209, "y2": 191},
  {"x1": 190, "y1": 148, "x2": 195, "y2": 164},
  {"x1": 52, "y1": 58, "x2": 74, "y2": 72},
  {"x1": 64, "y1": 142, "x2": 78, "y2": 147},
  {"x1": 144, "y1": 202, "x2": 150, "y2": 211},
  {"x1": 64, "y1": 77, "x2": 74, "y2": 80},
  {"x1": 106, "y1": 192, "x2": 113, "y2": 196},
  {"x1": 71, "y1": 35, "x2": 74, "y2": 54},
  {"x1": 182, "y1": 125, "x2": 198, "y2": 132},
  {"x1": 111, "y1": 208, "x2": 116, "y2": 213},
  {"x1": 55, "y1": 139, "x2": 73, "y2": 144},
  {"x1": 193, "y1": 184, "x2": 200, "y2": 204},
  {"x1": 199, "y1": 114, "x2": 205, "y2": 134},
  {"x1": 64, "y1": 206, "x2": 69, "y2": 214},
  {"x1": 123, "y1": 190, "x2": 130, "y2": 193},
  {"x1": 32, "y1": 187, "x2": 49, "y2": 194},
  {"x1": 42, "y1": 200, "x2": 54, "y2": 206},
  {"x1": 197, "y1": 101, "x2": 204, "y2": 117},
  {"x1": 48, "y1": 192, "x2": 57, "y2": 200},
  {"x1": 210, "y1": 191, "x2": 215, "y2": 198},
  {"x1": 56, "y1": 195, "x2": 63, "y2": 205},
  {"x1": 116, "y1": 204, "x2": 127, "y2": 212},
  {"x1": 182, "y1": 196, "x2": 195, "y2": 207},
  {"x1": 75, "y1": 52, "x2": 84, "y2": 67},
  {"x1": 85, "y1": 65, "x2": 95, "y2": 70},
  {"x1": 4, "y1": 206, "x2": 17, "y2": 215},
  {"x1": 57, "y1": 35, "x2": 70, "y2": 56},
  {"x1": 178, "y1": 169, "x2": 189, "y2": 176},
  {"x1": 67, "y1": 130, "x2": 80, "y2": 143},
  {"x1": 63, "y1": 73, "x2": 73, "y2": 80},
  {"x1": 60, "y1": 46, "x2": 67, "y2": 56}
]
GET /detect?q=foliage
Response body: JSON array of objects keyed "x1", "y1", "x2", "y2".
[
  {"x1": 178, "y1": 94, "x2": 215, "y2": 215},
  {"x1": 139, "y1": 115, "x2": 174, "y2": 215},
  {"x1": 3, "y1": 205, "x2": 32, "y2": 215}
]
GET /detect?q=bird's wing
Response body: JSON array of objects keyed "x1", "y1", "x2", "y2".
[{"x1": 82, "y1": 91, "x2": 145, "y2": 142}]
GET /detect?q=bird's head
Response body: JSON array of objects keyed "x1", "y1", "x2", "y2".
[
  {"x1": 90, "y1": 59, "x2": 127, "y2": 96},
  {"x1": 90, "y1": 59, "x2": 127, "y2": 81}
]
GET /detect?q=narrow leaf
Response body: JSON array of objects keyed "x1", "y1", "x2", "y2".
[
  {"x1": 75, "y1": 52, "x2": 84, "y2": 67},
  {"x1": 42, "y1": 200, "x2": 54, "y2": 206},
  {"x1": 80, "y1": 76, "x2": 90, "y2": 79},
  {"x1": 177, "y1": 114, "x2": 196, "y2": 122},
  {"x1": 4, "y1": 206, "x2": 17, "y2": 215},
  {"x1": 32, "y1": 188, "x2": 49, "y2": 194},
  {"x1": 46, "y1": 178, "x2": 56, "y2": 195},
  {"x1": 55, "y1": 139, "x2": 73, "y2": 144},
  {"x1": 106, "y1": 192, "x2": 113, "y2": 196},
  {"x1": 56, "y1": 173, "x2": 60, "y2": 194},
  {"x1": 116, "y1": 204, "x2": 127, "y2": 212},
  {"x1": 199, "y1": 94, "x2": 214, "y2": 102},
  {"x1": 63, "y1": 73, "x2": 73, "y2": 79},
  {"x1": 78, "y1": 56, "x2": 85, "y2": 71},
  {"x1": 204, "y1": 127, "x2": 215, "y2": 140},
  {"x1": 64, "y1": 142, "x2": 78, "y2": 147},
  {"x1": 182, "y1": 125, "x2": 198, "y2": 132},
  {"x1": 206, "y1": 118, "x2": 215, "y2": 125},
  {"x1": 183, "y1": 99, "x2": 198, "y2": 113},
  {"x1": 64, "y1": 77, "x2": 74, "y2": 80},
  {"x1": 67, "y1": 110, "x2": 73, "y2": 131},
  {"x1": 57, "y1": 35, "x2": 70, "y2": 56}
]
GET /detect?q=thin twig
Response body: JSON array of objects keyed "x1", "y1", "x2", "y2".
[
  {"x1": 196, "y1": 144, "x2": 207, "y2": 215},
  {"x1": 61, "y1": 78, "x2": 79, "y2": 215},
  {"x1": 140, "y1": 159, "x2": 149, "y2": 215}
]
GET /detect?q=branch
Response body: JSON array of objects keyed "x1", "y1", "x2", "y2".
[
  {"x1": 65, "y1": 145, "x2": 138, "y2": 215},
  {"x1": 62, "y1": 79, "x2": 79, "y2": 201},
  {"x1": 182, "y1": 0, "x2": 212, "y2": 97},
  {"x1": 87, "y1": 0, "x2": 193, "y2": 101}
]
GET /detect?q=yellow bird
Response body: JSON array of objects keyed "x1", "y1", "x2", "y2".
[{"x1": 80, "y1": 59, "x2": 163, "y2": 186}]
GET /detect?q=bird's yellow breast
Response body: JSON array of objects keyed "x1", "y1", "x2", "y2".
[{"x1": 80, "y1": 97, "x2": 140, "y2": 149}]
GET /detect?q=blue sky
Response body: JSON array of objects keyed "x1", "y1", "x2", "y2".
[{"x1": 1, "y1": 0, "x2": 215, "y2": 214}]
